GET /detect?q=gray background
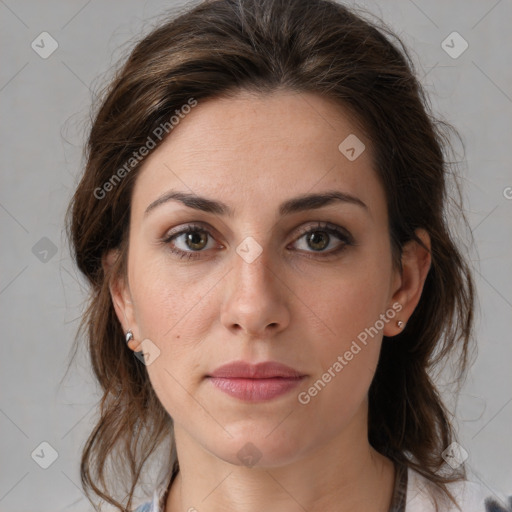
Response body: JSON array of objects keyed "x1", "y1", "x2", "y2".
[{"x1": 1, "y1": 0, "x2": 511, "y2": 510}]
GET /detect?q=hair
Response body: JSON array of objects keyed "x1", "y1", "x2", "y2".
[{"x1": 66, "y1": 0, "x2": 476, "y2": 510}]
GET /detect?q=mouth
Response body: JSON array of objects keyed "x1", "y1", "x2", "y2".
[{"x1": 206, "y1": 361, "x2": 307, "y2": 402}]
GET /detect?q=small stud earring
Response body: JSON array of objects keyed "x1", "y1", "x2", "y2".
[
  {"x1": 125, "y1": 330, "x2": 134, "y2": 344},
  {"x1": 397, "y1": 320, "x2": 405, "y2": 329}
]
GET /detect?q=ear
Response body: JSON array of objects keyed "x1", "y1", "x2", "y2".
[
  {"x1": 384, "y1": 228, "x2": 432, "y2": 337},
  {"x1": 102, "y1": 249, "x2": 142, "y2": 352}
]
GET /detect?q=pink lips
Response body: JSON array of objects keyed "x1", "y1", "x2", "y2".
[{"x1": 207, "y1": 361, "x2": 306, "y2": 402}]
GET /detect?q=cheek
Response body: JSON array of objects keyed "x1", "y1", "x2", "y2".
[
  {"x1": 298, "y1": 294, "x2": 384, "y2": 438},
  {"x1": 301, "y1": 244, "x2": 392, "y2": 409},
  {"x1": 127, "y1": 252, "x2": 215, "y2": 397},
  {"x1": 129, "y1": 251, "x2": 207, "y2": 340},
  {"x1": 129, "y1": 262, "x2": 208, "y2": 422},
  {"x1": 312, "y1": 248, "x2": 392, "y2": 346}
]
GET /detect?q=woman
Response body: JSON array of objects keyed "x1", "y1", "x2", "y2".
[{"x1": 66, "y1": 0, "x2": 511, "y2": 511}]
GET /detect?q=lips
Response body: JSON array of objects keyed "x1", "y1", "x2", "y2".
[
  {"x1": 206, "y1": 361, "x2": 306, "y2": 402},
  {"x1": 208, "y1": 361, "x2": 305, "y2": 379}
]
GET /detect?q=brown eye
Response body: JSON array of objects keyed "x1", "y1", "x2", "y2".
[
  {"x1": 184, "y1": 230, "x2": 209, "y2": 251},
  {"x1": 306, "y1": 231, "x2": 330, "y2": 251},
  {"x1": 291, "y1": 222, "x2": 354, "y2": 257},
  {"x1": 163, "y1": 224, "x2": 218, "y2": 260}
]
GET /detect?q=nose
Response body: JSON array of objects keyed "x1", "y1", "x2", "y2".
[{"x1": 220, "y1": 244, "x2": 290, "y2": 338}]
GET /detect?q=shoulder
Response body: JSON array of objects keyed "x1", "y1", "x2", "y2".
[
  {"x1": 133, "y1": 504, "x2": 153, "y2": 512},
  {"x1": 132, "y1": 466, "x2": 176, "y2": 512},
  {"x1": 406, "y1": 467, "x2": 512, "y2": 512},
  {"x1": 132, "y1": 488, "x2": 163, "y2": 512}
]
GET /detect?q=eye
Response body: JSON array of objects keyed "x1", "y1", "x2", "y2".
[
  {"x1": 162, "y1": 223, "x2": 220, "y2": 260},
  {"x1": 290, "y1": 222, "x2": 353, "y2": 256},
  {"x1": 162, "y1": 221, "x2": 354, "y2": 260}
]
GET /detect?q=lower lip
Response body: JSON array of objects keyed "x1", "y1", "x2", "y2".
[{"x1": 208, "y1": 376, "x2": 305, "y2": 402}]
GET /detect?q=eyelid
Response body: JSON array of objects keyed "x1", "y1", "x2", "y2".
[{"x1": 292, "y1": 221, "x2": 354, "y2": 244}]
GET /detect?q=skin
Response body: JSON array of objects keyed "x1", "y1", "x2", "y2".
[{"x1": 106, "y1": 90, "x2": 431, "y2": 512}]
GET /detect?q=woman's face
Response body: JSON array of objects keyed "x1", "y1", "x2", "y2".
[{"x1": 114, "y1": 90, "x2": 406, "y2": 467}]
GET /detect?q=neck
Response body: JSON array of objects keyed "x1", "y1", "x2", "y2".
[{"x1": 164, "y1": 410, "x2": 396, "y2": 512}]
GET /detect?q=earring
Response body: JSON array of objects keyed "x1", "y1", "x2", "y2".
[
  {"x1": 397, "y1": 320, "x2": 405, "y2": 329},
  {"x1": 125, "y1": 330, "x2": 134, "y2": 344}
]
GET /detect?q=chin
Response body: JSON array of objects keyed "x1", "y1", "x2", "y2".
[{"x1": 203, "y1": 424, "x2": 309, "y2": 469}]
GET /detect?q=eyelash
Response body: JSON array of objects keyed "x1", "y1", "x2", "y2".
[{"x1": 161, "y1": 222, "x2": 354, "y2": 260}]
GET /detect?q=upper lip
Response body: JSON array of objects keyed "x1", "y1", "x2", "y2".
[{"x1": 208, "y1": 361, "x2": 306, "y2": 379}]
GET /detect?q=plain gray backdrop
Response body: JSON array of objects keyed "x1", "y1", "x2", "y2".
[{"x1": 1, "y1": 0, "x2": 511, "y2": 510}]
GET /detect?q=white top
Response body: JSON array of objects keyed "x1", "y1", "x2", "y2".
[
  {"x1": 406, "y1": 467, "x2": 511, "y2": 511},
  {"x1": 134, "y1": 466, "x2": 512, "y2": 512}
]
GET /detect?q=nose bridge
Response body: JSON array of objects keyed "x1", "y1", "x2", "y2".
[
  {"x1": 232, "y1": 238, "x2": 277, "y2": 300},
  {"x1": 221, "y1": 236, "x2": 289, "y2": 335}
]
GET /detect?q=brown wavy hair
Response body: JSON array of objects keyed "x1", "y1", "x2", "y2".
[{"x1": 66, "y1": 0, "x2": 476, "y2": 510}]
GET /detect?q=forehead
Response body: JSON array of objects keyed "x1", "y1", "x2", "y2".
[{"x1": 132, "y1": 90, "x2": 385, "y2": 220}]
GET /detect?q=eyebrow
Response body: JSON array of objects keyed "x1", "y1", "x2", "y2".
[{"x1": 144, "y1": 189, "x2": 368, "y2": 218}]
